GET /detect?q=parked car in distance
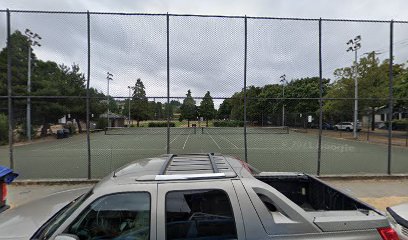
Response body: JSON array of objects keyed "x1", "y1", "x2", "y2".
[
  {"x1": 387, "y1": 202, "x2": 408, "y2": 240},
  {"x1": 0, "y1": 153, "x2": 399, "y2": 240},
  {"x1": 307, "y1": 122, "x2": 334, "y2": 130},
  {"x1": 334, "y1": 121, "x2": 362, "y2": 131},
  {"x1": 375, "y1": 121, "x2": 387, "y2": 129},
  {"x1": 322, "y1": 122, "x2": 334, "y2": 130}
]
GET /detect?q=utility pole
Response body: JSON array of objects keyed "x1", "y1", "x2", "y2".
[
  {"x1": 127, "y1": 85, "x2": 132, "y2": 127},
  {"x1": 106, "y1": 72, "x2": 113, "y2": 128},
  {"x1": 346, "y1": 35, "x2": 362, "y2": 139},
  {"x1": 24, "y1": 29, "x2": 41, "y2": 141},
  {"x1": 280, "y1": 74, "x2": 287, "y2": 127}
]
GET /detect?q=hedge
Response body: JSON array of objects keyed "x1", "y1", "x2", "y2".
[
  {"x1": 213, "y1": 120, "x2": 244, "y2": 127},
  {"x1": 0, "y1": 114, "x2": 7, "y2": 145},
  {"x1": 148, "y1": 122, "x2": 176, "y2": 127},
  {"x1": 384, "y1": 119, "x2": 408, "y2": 131}
]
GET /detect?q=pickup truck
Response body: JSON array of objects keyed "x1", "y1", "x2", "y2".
[
  {"x1": 387, "y1": 203, "x2": 408, "y2": 239},
  {"x1": 0, "y1": 153, "x2": 399, "y2": 239}
]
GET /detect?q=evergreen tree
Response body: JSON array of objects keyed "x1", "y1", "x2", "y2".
[
  {"x1": 199, "y1": 91, "x2": 215, "y2": 127},
  {"x1": 180, "y1": 89, "x2": 197, "y2": 127},
  {"x1": 217, "y1": 99, "x2": 232, "y2": 120},
  {"x1": 130, "y1": 78, "x2": 149, "y2": 127}
]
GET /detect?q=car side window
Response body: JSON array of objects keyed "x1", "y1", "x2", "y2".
[
  {"x1": 64, "y1": 192, "x2": 150, "y2": 240},
  {"x1": 165, "y1": 189, "x2": 237, "y2": 240}
]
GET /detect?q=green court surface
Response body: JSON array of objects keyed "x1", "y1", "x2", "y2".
[{"x1": 0, "y1": 128, "x2": 407, "y2": 179}]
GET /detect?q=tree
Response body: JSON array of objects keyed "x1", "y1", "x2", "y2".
[
  {"x1": 393, "y1": 64, "x2": 408, "y2": 112},
  {"x1": 0, "y1": 30, "x2": 108, "y2": 137},
  {"x1": 217, "y1": 99, "x2": 232, "y2": 120},
  {"x1": 180, "y1": 90, "x2": 197, "y2": 127},
  {"x1": 199, "y1": 91, "x2": 215, "y2": 127},
  {"x1": 0, "y1": 30, "x2": 36, "y2": 125},
  {"x1": 170, "y1": 100, "x2": 182, "y2": 114},
  {"x1": 155, "y1": 102, "x2": 164, "y2": 119},
  {"x1": 229, "y1": 91, "x2": 244, "y2": 121},
  {"x1": 164, "y1": 102, "x2": 174, "y2": 119},
  {"x1": 130, "y1": 78, "x2": 149, "y2": 127},
  {"x1": 245, "y1": 86, "x2": 263, "y2": 124},
  {"x1": 0, "y1": 114, "x2": 8, "y2": 145},
  {"x1": 30, "y1": 60, "x2": 66, "y2": 136},
  {"x1": 323, "y1": 52, "x2": 405, "y2": 129}
]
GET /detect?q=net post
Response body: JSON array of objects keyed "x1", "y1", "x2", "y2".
[
  {"x1": 317, "y1": 18, "x2": 323, "y2": 176},
  {"x1": 86, "y1": 10, "x2": 92, "y2": 179},
  {"x1": 243, "y1": 15, "x2": 248, "y2": 163},
  {"x1": 166, "y1": 13, "x2": 170, "y2": 154},
  {"x1": 387, "y1": 19, "x2": 394, "y2": 175},
  {"x1": 6, "y1": 9, "x2": 14, "y2": 169}
]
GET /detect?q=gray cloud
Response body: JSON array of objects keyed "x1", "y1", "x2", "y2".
[{"x1": 1, "y1": 0, "x2": 408, "y2": 106}]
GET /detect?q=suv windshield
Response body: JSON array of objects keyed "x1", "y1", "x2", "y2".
[{"x1": 32, "y1": 190, "x2": 93, "y2": 239}]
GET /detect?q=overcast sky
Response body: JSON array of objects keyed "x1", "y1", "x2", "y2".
[{"x1": 1, "y1": 0, "x2": 408, "y2": 106}]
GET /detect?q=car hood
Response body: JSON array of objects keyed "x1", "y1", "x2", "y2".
[
  {"x1": 0, "y1": 187, "x2": 90, "y2": 239},
  {"x1": 387, "y1": 202, "x2": 408, "y2": 228}
]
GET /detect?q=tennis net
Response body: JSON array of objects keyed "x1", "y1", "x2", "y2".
[
  {"x1": 201, "y1": 126, "x2": 289, "y2": 135},
  {"x1": 104, "y1": 127, "x2": 197, "y2": 135}
]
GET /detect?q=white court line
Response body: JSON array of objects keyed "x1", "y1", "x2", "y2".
[
  {"x1": 183, "y1": 134, "x2": 190, "y2": 150},
  {"x1": 163, "y1": 134, "x2": 182, "y2": 149},
  {"x1": 220, "y1": 136, "x2": 239, "y2": 149},
  {"x1": 208, "y1": 133, "x2": 221, "y2": 150}
]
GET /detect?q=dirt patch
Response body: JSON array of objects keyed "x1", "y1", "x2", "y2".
[{"x1": 359, "y1": 197, "x2": 408, "y2": 211}]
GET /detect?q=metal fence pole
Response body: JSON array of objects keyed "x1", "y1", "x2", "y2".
[
  {"x1": 317, "y1": 18, "x2": 323, "y2": 176},
  {"x1": 387, "y1": 20, "x2": 394, "y2": 175},
  {"x1": 6, "y1": 9, "x2": 14, "y2": 169},
  {"x1": 166, "y1": 13, "x2": 170, "y2": 154},
  {"x1": 243, "y1": 16, "x2": 248, "y2": 163},
  {"x1": 86, "y1": 11, "x2": 92, "y2": 179}
]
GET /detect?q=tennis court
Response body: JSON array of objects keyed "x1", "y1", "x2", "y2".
[{"x1": 0, "y1": 127, "x2": 407, "y2": 179}]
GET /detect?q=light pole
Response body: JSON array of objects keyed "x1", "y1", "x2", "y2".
[
  {"x1": 280, "y1": 74, "x2": 287, "y2": 127},
  {"x1": 24, "y1": 29, "x2": 41, "y2": 141},
  {"x1": 127, "y1": 86, "x2": 132, "y2": 127},
  {"x1": 106, "y1": 72, "x2": 113, "y2": 128},
  {"x1": 346, "y1": 35, "x2": 362, "y2": 139}
]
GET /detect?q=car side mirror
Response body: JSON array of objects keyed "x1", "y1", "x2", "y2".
[{"x1": 54, "y1": 234, "x2": 80, "y2": 240}]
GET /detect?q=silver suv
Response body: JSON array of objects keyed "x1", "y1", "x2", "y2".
[
  {"x1": 334, "y1": 122, "x2": 362, "y2": 132},
  {"x1": 0, "y1": 153, "x2": 398, "y2": 240}
]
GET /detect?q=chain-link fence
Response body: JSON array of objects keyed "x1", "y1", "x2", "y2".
[{"x1": 0, "y1": 10, "x2": 407, "y2": 179}]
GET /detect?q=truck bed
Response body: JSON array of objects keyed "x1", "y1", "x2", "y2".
[
  {"x1": 254, "y1": 173, "x2": 388, "y2": 231},
  {"x1": 255, "y1": 173, "x2": 375, "y2": 212}
]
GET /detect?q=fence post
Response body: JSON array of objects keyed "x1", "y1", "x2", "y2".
[
  {"x1": 317, "y1": 18, "x2": 323, "y2": 176},
  {"x1": 387, "y1": 20, "x2": 394, "y2": 175},
  {"x1": 243, "y1": 15, "x2": 248, "y2": 163},
  {"x1": 6, "y1": 9, "x2": 14, "y2": 169},
  {"x1": 86, "y1": 11, "x2": 92, "y2": 179},
  {"x1": 166, "y1": 13, "x2": 170, "y2": 154}
]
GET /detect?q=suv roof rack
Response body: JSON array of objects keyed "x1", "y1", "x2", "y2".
[{"x1": 138, "y1": 153, "x2": 237, "y2": 181}]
